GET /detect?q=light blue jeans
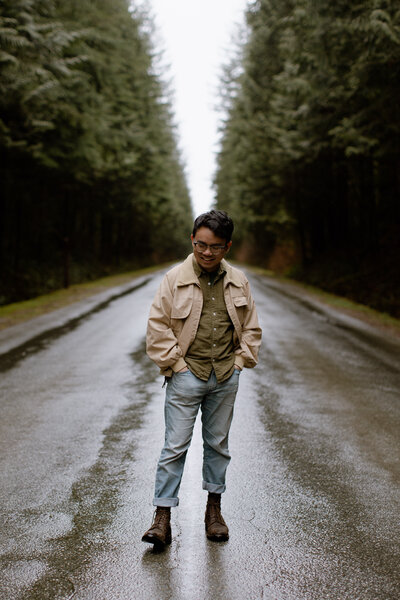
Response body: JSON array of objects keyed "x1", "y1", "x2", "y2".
[{"x1": 153, "y1": 369, "x2": 240, "y2": 507}]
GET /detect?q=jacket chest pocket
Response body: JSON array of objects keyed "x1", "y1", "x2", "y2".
[
  {"x1": 233, "y1": 295, "x2": 247, "y2": 308},
  {"x1": 171, "y1": 288, "x2": 193, "y2": 319},
  {"x1": 231, "y1": 293, "x2": 248, "y2": 325}
]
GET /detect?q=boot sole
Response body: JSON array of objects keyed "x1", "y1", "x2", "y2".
[
  {"x1": 141, "y1": 533, "x2": 172, "y2": 548},
  {"x1": 206, "y1": 532, "x2": 229, "y2": 542}
]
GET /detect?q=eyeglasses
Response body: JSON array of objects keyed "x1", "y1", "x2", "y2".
[{"x1": 193, "y1": 241, "x2": 227, "y2": 255}]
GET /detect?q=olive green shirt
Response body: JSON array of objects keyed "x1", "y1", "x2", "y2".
[{"x1": 185, "y1": 257, "x2": 235, "y2": 382}]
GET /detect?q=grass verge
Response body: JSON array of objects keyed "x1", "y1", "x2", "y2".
[
  {"x1": 0, "y1": 265, "x2": 166, "y2": 331},
  {"x1": 1, "y1": 263, "x2": 399, "y2": 340},
  {"x1": 248, "y1": 265, "x2": 400, "y2": 340}
]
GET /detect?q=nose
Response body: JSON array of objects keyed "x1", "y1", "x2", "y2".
[{"x1": 203, "y1": 245, "x2": 213, "y2": 256}]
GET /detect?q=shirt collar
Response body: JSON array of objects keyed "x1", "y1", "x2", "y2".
[
  {"x1": 177, "y1": 254, "x2": 239, "y2": 287},
  {"x1": 192, "y1": 255, "x2": 226, "y2": 279}
]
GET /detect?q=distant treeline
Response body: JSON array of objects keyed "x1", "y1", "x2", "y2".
[
  {"x1": 0, "y1": 0, "x2": 192, "y2": 304},
  {"x1": 215, "y1": 0, "x2": 400, "y2": 317}
]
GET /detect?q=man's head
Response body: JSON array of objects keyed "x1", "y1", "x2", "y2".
[
  {"x1": 192, "y1": 210, "x2": 234, "y2": 242},
  {"x1": 191, "y1": 210, "x2": 234, "y2": 272}
]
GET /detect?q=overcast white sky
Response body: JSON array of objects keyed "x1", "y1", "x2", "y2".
[{"x1": 146, "y1": 0, "x2": 249, "y2": 216}]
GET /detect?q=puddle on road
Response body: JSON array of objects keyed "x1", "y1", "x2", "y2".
[
  {"x1": 0, "y1": 278, "x2": 151, "y2": 374},
  {"x1": 252, "y1": 341, "x2": 400, "y2": 599},
  {"x1": 11, "y1": 340, "x2": 159, "y2": 600}
]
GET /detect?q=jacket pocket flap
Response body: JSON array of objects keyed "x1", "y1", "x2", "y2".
[
  {"x1": 233, "y1": 295, "x2": 248, "y2": 307},
  {"x1": 171, "y1": 295, "x2": 193, "y2": 319}
]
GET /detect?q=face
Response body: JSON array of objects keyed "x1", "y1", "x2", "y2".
[{"x1": 191, "y1": 226, "x2": 232, "y2": 272}]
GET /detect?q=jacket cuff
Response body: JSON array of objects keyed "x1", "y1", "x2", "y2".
[
  {"x1": 172, "y1": 357, "x2": 187, "y2": 372},
  {"x1": 234, "y1": 355, "x2": 245, "y2": 370}
]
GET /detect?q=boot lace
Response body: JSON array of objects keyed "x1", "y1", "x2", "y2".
[
  {"x1": 153, "y1": 509, "x2": 170, "y2": 527},
  {"x1": 207, "y1": 503, "x2": 225, "y2": 525}
]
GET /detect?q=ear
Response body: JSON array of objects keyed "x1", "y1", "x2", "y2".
[
  {"x1": 190, "y1": 234, "x2": 194, "y2": 242},
  {"x1": 225, "y1": 241, "x2": 232, "y2": 252}
]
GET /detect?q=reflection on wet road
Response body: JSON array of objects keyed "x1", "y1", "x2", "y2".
[{"x1": 0, "y1": 270, "x2": 399, "y2": 599}]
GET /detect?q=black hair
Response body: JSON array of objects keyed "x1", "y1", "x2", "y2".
[{"x1": 192, "y1": 209, "x2": 234, "y2": 243}]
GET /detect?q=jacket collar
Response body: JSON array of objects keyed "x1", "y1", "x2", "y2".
[{"x1": 177, "y1": 254, "x2": 242, "y2": 287}]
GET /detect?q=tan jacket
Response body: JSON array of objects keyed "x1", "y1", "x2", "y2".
[{"x1": 146, "y1": 254, "x2": 262, "y2": 376}]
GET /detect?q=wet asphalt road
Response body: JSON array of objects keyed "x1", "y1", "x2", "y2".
[{"x1": 0, "y1": 269, "x2": 399, "y2": 600}]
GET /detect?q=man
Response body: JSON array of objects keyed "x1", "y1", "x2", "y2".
[{"x1": 142, "y1": 209, "x2": 261, "y2": 549}]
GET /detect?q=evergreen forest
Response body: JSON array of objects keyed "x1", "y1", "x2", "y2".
[
  {"x1": 1, "y1": 0, "x2": 399, "y2": 318},
  {"x1": 215, "y1": 0, "x2": 400, "y2": 317},
  {"x1": 0, "y1": 0, "x2": 192, "y2": 304}
]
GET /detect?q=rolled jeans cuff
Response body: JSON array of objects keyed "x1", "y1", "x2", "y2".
[
  {"x1": 202, "y1": 480, "x2": 226, "y2": 494},
  {"x1": 153, "y1": 497, "x2": 179, "y2": 507}
]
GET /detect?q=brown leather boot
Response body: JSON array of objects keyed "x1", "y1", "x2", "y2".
[
  {"x1": 205, "y1": 493, "x2": 229, "y2": 541},
  {"x1": 142, "y1": 507, "x2": 171, "y2": 548}
]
